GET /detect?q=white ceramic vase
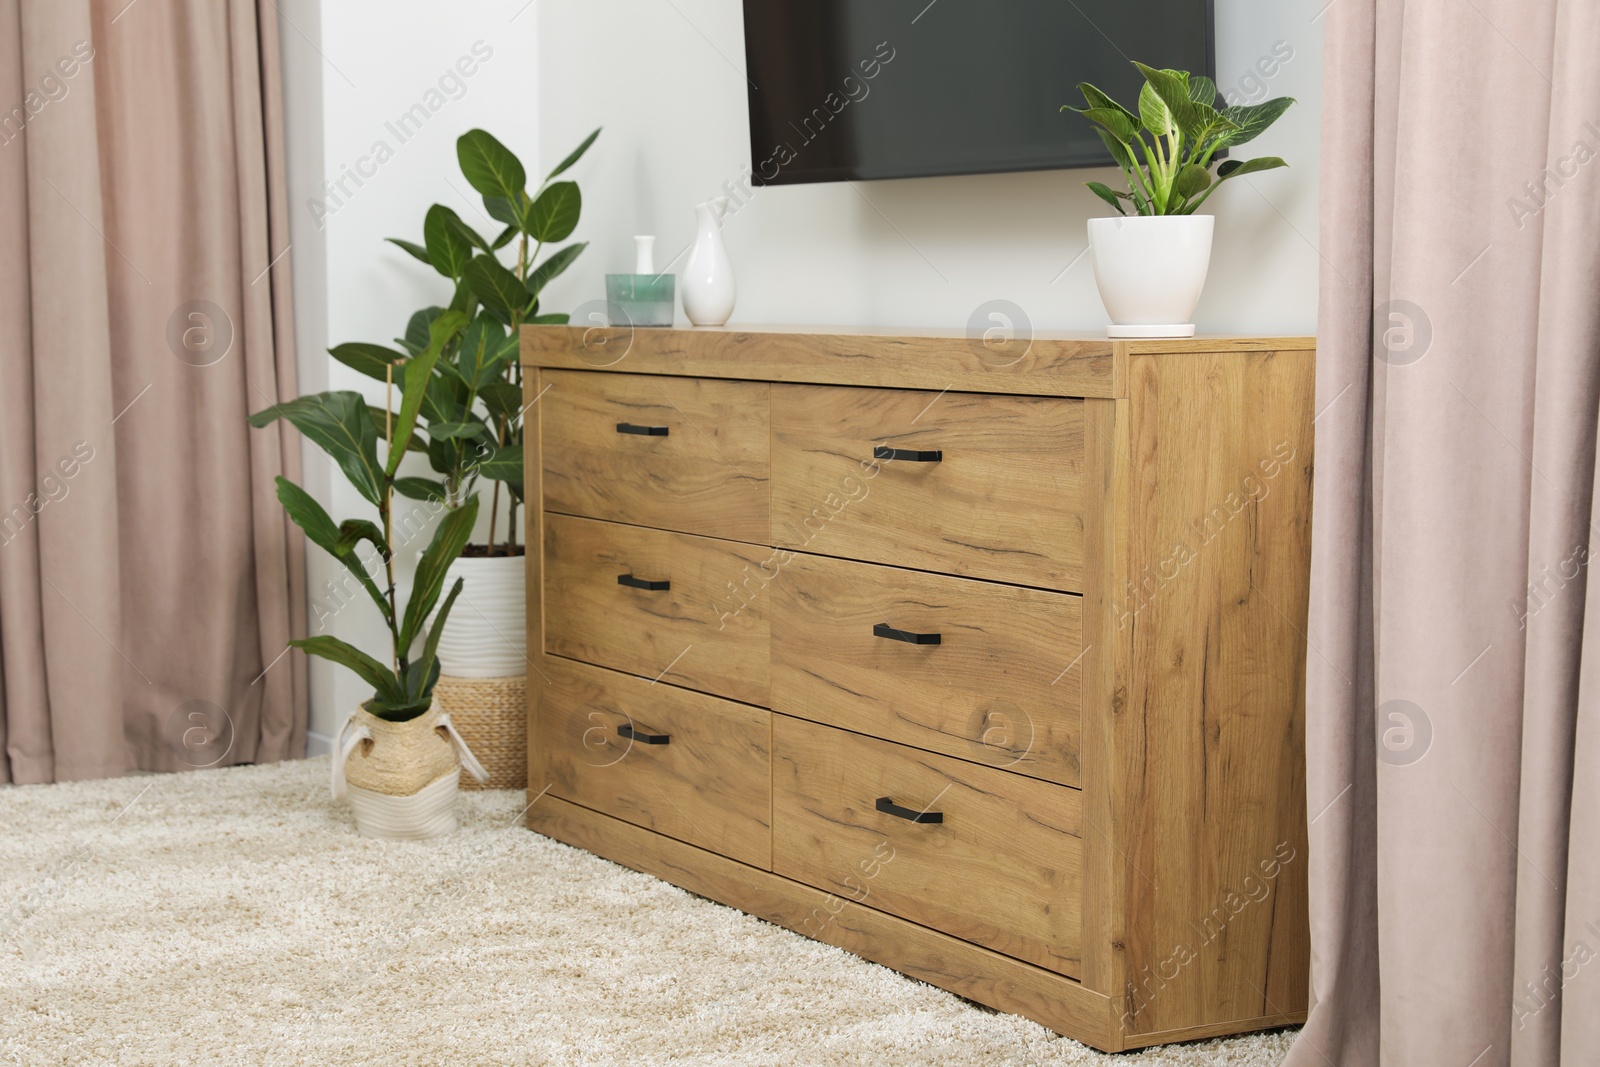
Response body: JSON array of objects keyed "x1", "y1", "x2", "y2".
[
  {"x1": 1087, "y1": 215, "x2": 1215, "y2": 338},
  {"x1": 433, "y1": 554, "x2": 526, "y2": 679},
  {"x1": 682, "y1": 196, "x2": 736, "y2": 326}
]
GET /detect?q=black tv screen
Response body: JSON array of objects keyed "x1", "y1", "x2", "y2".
[{"x1": 742, "y1": 0, "x2": 1215, "y2": 185}]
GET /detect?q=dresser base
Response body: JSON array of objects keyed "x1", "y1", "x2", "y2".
[{"x1": 526, "y1": 794, "x2": 1304, "y2": 1053}]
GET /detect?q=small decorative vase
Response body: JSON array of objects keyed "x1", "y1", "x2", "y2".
[
  {"x1": 1087, "y1": 215, "x2": 1215, "y2": 338},
  {"x1": 682, "y1": 196, "x2": 736, "y2": 326},
  {"x1": 332, "y1": 704, "x2": 488, "y2": 839}
]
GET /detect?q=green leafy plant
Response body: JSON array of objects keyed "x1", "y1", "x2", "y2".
[
  {"x1": 1064, "y1": 63, "x2": 1293, "y2": 216},
  {"x1": 249, "y1": 313, "x2": 481, "y2": 722},
  {"x1": 329, "y1": 127, "x2": 601, "y2": 557}
]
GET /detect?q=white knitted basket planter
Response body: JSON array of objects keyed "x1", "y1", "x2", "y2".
[{"x1": 332, "y1": 705, "x2": 488, "y2": 840}]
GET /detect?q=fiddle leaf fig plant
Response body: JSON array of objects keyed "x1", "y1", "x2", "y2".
[
  {"x1": 1063, "y1": 62, "x2": 1294, "y2": 216},
  {"x1": 249, "y1": 311, "x2": 481, "y2": 723}
]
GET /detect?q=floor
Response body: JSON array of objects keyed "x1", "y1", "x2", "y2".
[{"x1": 0, "y1": 758, "x2": 1297, "y2": 1066}]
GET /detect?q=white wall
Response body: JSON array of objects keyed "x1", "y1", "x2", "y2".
[
  {"x1": 279, "y1": 0, "x2": 542, "y2": 751},
  {"x1": 537, "y1": 0, "x2": 1321, "y2": 336},
  {"x1": 282, "y1": 0, "x2": 1320, "y2": 747}
]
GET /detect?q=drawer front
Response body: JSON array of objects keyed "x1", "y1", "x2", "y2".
[
  {"x1": 543, "y1": 513, "x2": 771, "y2": 706},
  {"x1": 771, "y1": 554, "x2": 1082, "y2": 786},
  {"x1": 770, "y1": 385, "x2": 1085, "y2": 591},
  {"x1": 541, "y1": 370, "x2": 770, "y2": 543},
  {"x1": 772, "y1": 715, "x2": 1083, "y2": 977},
  {"x1": 537, "y1": 657, "x2": 772, "y2": 868}
]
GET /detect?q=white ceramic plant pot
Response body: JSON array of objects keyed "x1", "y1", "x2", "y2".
[
  {"x1": 433, "y1": 554, "x2": 526, "y2": 678},
  {"x1": 1087, "y1": 215, "x2": 1214, "y2": 338}
]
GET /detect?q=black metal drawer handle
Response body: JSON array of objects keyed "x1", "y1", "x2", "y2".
[
  {"x1": 874, "y1": 445, "x2": 942, "y2": 463},
  {"x1": 876, "y1": 796, "x2": 943, "y2": 824},
  {"x1": 617, "y1": 422, "x2": 669, "y2": 437},
  {"x1": 873, "y1": 623, "x2": 942, "y2": 646},
  {"x1": 618, "y1": 724, "x2": 670, "y2": 745},
  {"x1": 617, "y1": 573, "x2": 670, "y2": 591}
]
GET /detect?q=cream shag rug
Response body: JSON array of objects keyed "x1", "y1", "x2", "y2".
[{"x1": 0, "y1": 758, "x2": 1296, "y2": 1066}]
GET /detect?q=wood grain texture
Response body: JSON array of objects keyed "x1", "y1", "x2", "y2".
[
  {"x1": 770, "y1": 552, "x2": 1082, "y2": 786},
  {"x1": 526, "y1": 793, "x2": 1125, "y2": 1051},
  {"x1": 540, "y1": 370, "x2": 770, "y2": 544},
  {"x1": 542, "y1": 513, "x2": 771, "y2": 707},
  {"x1": 524, "y1": 368, "x2": 549, "y2": 793},
  {"x1": 771, "y1": 715, "x2": 1083, "y2": 978},
  {"x1": 1108, "y1": 348, "x2": 1314, "y2": 1037},
  {"x1": 523, "y1": 324, "x2": 1121, "y2": 398},
  {"x1": 536, "y1": 656, "x2": 772, "y2": 868},
  {"x1": 770, "y1": 385, "x2": 1085, "y2": 591}
]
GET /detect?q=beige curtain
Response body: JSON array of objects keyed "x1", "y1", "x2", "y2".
[
  {"x1": 0, "y1": 0, "x2": 305, "y2": 782},
  {"x1": 1295, "y1": 0, "x2": 1600, "y2": 1064}
]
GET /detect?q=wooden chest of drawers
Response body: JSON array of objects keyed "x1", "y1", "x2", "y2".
[{"x1": 520, "y1": 325, "x2": 1314, "y2": 1051}]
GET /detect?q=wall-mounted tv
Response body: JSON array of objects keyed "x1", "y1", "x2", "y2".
[{"x1": 741, "y1": 0, "x2": 1215, "y2": 186}]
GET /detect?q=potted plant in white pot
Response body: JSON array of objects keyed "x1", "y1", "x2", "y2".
[
  {"x1": 1064, "y1": 63, "x2": 1293, "y2": 337},
  {"x1": 250, "y1": 312, "x2": 489, "y2": 839},
  {"x1": 326, "y1": 127, "x2": 599, "y2": 788}
]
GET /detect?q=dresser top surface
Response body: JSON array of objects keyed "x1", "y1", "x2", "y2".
[{"x1": 521, "y1": 324, "x2": 1314, "y2": 400}]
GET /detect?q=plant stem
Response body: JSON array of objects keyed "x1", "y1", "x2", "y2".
[{"x1": 384, "y1": 365, "x2": 398, "y2": 671}]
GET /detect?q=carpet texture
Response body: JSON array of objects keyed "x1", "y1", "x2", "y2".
[{"x1": 0, "y1": 758, "x2": 1296, "y2": 1065}]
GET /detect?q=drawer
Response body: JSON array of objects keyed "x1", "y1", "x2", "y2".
[
  {"x1": 541, "y1": 370, "x2": 770, "y2": 543},
  {"x1": 543, "y1": 513, "x2": 771, "y2": 706},
  {"x1": 537, "y1": 657, "x2": 771, "y2": 868},
  {"x1": 770, "y1": 385, "x2": 1085, "y2": 591},
  {"x1": 773, "y1": 716, "x2": 1082, "y2": 977},
  {"x1": 771, "y1": 553, "x2": 1082, "y2": 786}
]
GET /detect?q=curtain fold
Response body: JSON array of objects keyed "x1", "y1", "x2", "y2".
[
  {"x1": 1296, "y1": 0, "x2": 1600, "y2": 1064},
  {"x1": 0, "y1": 0, "x2": 304, "y2": 783}
]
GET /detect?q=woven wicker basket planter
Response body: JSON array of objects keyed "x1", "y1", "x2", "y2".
[
  {"x1": 332, "y1": 705, "x2": 488, "y2": 839},
  {"x1": 430, "y1": 674, "x2": 528, "y2": 790}
]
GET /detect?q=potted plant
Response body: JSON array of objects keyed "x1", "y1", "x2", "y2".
[
  {"x1": 1064, "y1": 63, "x2": 1293, "y2": 337},
  {"x1": 323, "y1": 127, "x2": 599, "y2": 787},
  {"x1": 249, "y1": 312, "x2": 489, "y2": 839}
]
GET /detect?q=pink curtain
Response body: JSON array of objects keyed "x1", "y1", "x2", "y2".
[
  {"x1": 0, "y1": 0, "x2": 305, "y2": 782},
  {"x1": 1295, "y1": 0, "x2": 1600, "y2": 1063}
]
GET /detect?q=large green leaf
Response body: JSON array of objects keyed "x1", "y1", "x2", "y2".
[
  {"x1": 446, "y1": 214, "x2": 491, "y2": 253},
  {"x1": 1174, "y1": 163, "x2": 1213, "y2": 199},
  {"x1": 1076, "y1": 83, "x2": 1139, "y2": 129},
  {"x1": 1187, "y1": 75, "x2": 1218, "y2": 106},
  {"x1": 386, "y1": 238, "x2": 431, "y2": 264},
  {"x1": 458, "y1": 315, "x2": 516, "y2": 390},
  {"x1": 1138, "y1": 80, "x2": 1175, "y2": 139},
  {"x1": 291, "y1": 634, "x2": 401, "y2": 704},
  {"x1": 1136, "y1": 63, "x2": 1198, "y2": 139},
  {"x1": 251, "y1": 392, "x2": 384, "y2": 507},
  {"x1": 491, "y1": 224, "x2": 518, "y2": 251},
  {"x1": 272, "y1": 476, "x2": 389, "y2": 622},
  {"x1": 399, "y1": 494, "x2": 480, "y2": 654},
  {"x1": 1086, "y1": 182, "x2": 1129, "y2": 215},
  {"x1": 335, "y1": 519, "x2": 390, "y2": 565},
  {"x1": 464, "y1": 253, "x2": 532, "y2": 316},
  {"x1": 387, "y1": 310, "x2": 467, "y2": 477},
  {"x1": 477, "y1": 446, "x2": 523, "y2": 500},
  {"x1": 457, "y1": 129, "x2": 526, "y2": 203},
  {"x1": 400, "y1": 308, "x2": 442, "y2": 356},
  {"x1": 483, "y1": 196, "x2": 522, "y2": 229},
  {"x1": 1093, "y1": 127, "x2": 1137, "y2": 172},
  {"x1": 330, "y1": 342, "x2": 407, "y2": 383},
  {"x1": 529, "y1": 313, "x2": 569, "y2": 325},
  {"x1": 525, "y1": 242, "x2": 587, "y2": 300},
  {"x1": 394, "y1": 477, "x2": 448, "y2": 503},
  {"x1": 423, "y1": 204, "x2": 474, "y2": 279},
  {"x1": 526, "y1": 182, "x2": 581, "y2": 242},
  {"x1": 546, "y1": 127, "x2": 601, "y2": 180},
  {"x1": 367, "y1": 406, "x2": 427, "y2": 452},
  {"x1": 1217, "y1": 156, "x2": 1289, "y2": 178},
  {"x1": 479, "y1": 382, "x2": 524, "y2": 423},
  {"x1": 1067, "y1": 105, "x2": 1139, "y2": 144},
  {"x1": 1218, "y1": 98, "x2": 1296, "y2": 147},
  {"x1": 429, "y1": 420, "x2": 495, "y2": 443}
]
